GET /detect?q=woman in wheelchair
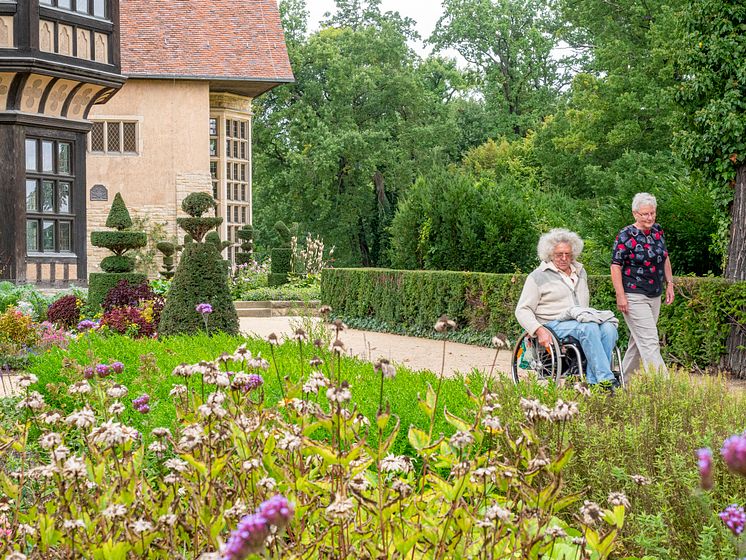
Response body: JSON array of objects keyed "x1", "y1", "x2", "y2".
[{"x1": 515, "y1": 228, "x2": 620, "y2": 387}]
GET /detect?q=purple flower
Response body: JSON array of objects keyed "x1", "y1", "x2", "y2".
[
  {"x1": 719, "y1": 504, "x2": 746, "y2": 536},
  {"x1": 223, "y1": 513, "x2": 270, "y2": 560},
  {"x1": 721, "y1": 433, "x2": 746, "y2": 476},
  {"x1": 96, "y1": 364, "x2": 111, "y2": 377},
  {"x1": 257, "y1": 495, "x2": 294, "y2": 528},
  {"x1": 196, "y1": 303, "x2": 213, "y2": 315},
  {"x1": 77, "y1": 320, "x2": 96, "y2": 331},
  {"x1": 111, "y1": 361, "x2": 125, "y2": 374},
  {"x1": 132, "y1": 394, "x2": 151, "y2": 414},
  {"x1": 83, "y1": 366, "x2": 95, "y2": 380},
  {"x1": 245, "y1": 374, "x2": 264, "y2": 392},
  {"x1": 696, "y1": 448, "x2": 713, "y2": 490}
]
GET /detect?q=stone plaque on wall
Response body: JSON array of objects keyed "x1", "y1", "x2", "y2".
[{"x1": 90, "y1": 184, "x2": 108, "y2": 201}]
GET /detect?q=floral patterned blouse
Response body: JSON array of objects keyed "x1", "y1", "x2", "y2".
[{"x1": 611, "y1": 223, "x2": 668, "y2": 297}]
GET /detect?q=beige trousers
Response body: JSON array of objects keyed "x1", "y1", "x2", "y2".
[{"x1": 622, "y1": 292, "x2": 668, "y2": 378}]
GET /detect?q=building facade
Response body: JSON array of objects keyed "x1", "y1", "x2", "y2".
[
  {"x1": 0, "y1": 0, "x2": 293, "y2": 285},
  {"x1": 0, "y1": 0, "x2": 124, "y2": 284}
]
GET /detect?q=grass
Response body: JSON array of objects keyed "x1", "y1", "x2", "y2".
[
  {"x1": 26, "y1": 332, "x2": 481, "y2": 454},
  {"x1": 233, "y1": 285, "x2": 320, "y2": 302}
]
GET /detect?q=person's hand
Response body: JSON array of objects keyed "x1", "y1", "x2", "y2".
[
  {"x1": 535, "y1": 326, "x2": 552, "y2": 351},
  {"x1": 616, "y1": 293, "x2": 629, "y2": 313},
  {"x1": 665, "y1": 283, "x2": 675, "y2": 305}
]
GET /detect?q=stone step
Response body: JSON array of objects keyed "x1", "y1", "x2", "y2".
[
  {"x1": 236, "y1": 308, "x2": 273, "y2": 318},
  {"x1": 235, "y1": 301, "x2": 272, "y2": 309}
]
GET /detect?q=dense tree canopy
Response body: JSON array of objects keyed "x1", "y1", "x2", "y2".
[{"x1": 251, "y1": 0, "x2": 736, "y2": 276}]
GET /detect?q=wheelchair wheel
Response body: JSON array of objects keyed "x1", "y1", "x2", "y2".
[
  {"x1": 611, "y1": 346, "x2": 625, "y2": 388},
  {"x1": 511, "y1": 331, "x2": 562, "y2": 384}
]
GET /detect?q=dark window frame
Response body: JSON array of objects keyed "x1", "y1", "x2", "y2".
[{"x1": 25, "y1": 136, "x2": 76, "y2": 255}]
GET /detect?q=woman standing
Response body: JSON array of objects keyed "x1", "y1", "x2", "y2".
[{"x1": 611, "y1": 193, "x2": 675, "y2": 378}]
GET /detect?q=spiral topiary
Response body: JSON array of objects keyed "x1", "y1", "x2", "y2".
[{"x1": 158, "y1": 192, "x2": 238, "y2": 336}]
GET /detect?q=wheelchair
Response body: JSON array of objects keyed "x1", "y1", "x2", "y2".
[{"x1": 510, "y1": 326, "x2": 624, "y2": 387}]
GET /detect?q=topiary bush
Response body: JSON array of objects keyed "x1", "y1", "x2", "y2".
[
  {"x1": 269, "y1": 221, "x2": 297, "y2": 287},
  {"x1": 46, "y1": 294, "x2": 81, "y2": 329},
  {"x1": 156, "y1": 241, "x2": 180, "y2": 280},
  {"x1": 159, "y1": 193, "x2": 238, "y2": 336},
  {"x1": 89, "y1": 193, "x2": 147, "y2": 308},
  {"x1": 235, "y1": 224, "x2": 254, "y2": 265}
]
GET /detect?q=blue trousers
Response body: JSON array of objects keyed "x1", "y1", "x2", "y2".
[{"x1": 545, "y1": 320, "x2": 618, "y2": 384}]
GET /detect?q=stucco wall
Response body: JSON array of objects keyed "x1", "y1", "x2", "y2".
[{"x1": 86, "y1": 79, "x2": 212, "y2": 275}]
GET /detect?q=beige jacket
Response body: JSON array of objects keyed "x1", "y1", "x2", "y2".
[{"x1": 515, "y1": 261, "x2": 590, "y2": 335}]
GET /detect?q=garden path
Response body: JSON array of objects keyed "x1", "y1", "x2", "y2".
[{"x1": 239, "y1": 316, "x2": 512, "y2": 379}]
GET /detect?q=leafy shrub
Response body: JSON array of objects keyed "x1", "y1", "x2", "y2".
[
  {"x1": 0, "y1": 281, "x2": 53, "y2": 320},
  {"x1": 388, "y1": 169, "x2": 538, "y2": 273},
  {"x1": 46, "y1": 294, "x2": 81, "y2": 328},
  {"x1": 101, "y1": 306, "x2": 156, "y2": 338},
  {"x1": 103, "y1": 280, "x2": 157, "y2": 312},
  {"x1": 181, "y1": 191, "x2": 216, "y2": 216},
  {"x1": 0, "y1": 307, "x2": 39, "y2": 348},
  {"x1": 88, "y1": 273, "x2": 148, "y2": 311},
  {"x1": 89, "y1": 194, "x2": 147, "y2": 308}
]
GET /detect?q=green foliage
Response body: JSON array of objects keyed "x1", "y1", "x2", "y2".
[
  {"x1": 0, "y1": 281, "x2": 53, "y2": 320},
  {"x1": 388, "y1": 169, "x2": 538, "y2": 272},
  {"x1": 431, "y1": 0, "x2": 562, "y2": 137},
  {"x1": 181, "y1": 191, "x2": 217, "y2": 217},
  {"x1": 104, "y1": 192, "x2": 133, "y2": 230},
  {"x1": 269, "y1": 247, "x2": 292, "y2": 287},
  {"x1": 156, "y1": 241, "x2": 176, "y2": 257},
  {"x1": 175, "y1": 217, "x2": 223, "y2": 243},
  {"x1": 235, "y1": 224, "x2": 254, "y2": 265},
  {"x1": 99, "y1": 255, "x2": 135, "y2": 273},
  {"x1": 90, "y1": 231, "x2": 147, "y2": 257},
  {"x1": 158, "y1": 230, "x2": 238, "y2": 336},
  {"x1": 674, "y1": 0, "x2": 746, "y2": 276},
  {"x1": 88, "y1": 273, "x2": 148, "y2": 310},
  {"x1": 322, "y1": 268, "x2": 746, "y2": 370}
]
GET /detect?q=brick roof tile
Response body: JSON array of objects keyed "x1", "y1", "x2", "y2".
[{"x1": 120, "y1": 0, "x2": 294, "y2": 87}]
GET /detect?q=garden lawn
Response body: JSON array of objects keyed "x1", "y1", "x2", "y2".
[{"x1": 27, "y1": 332, "x2": 479, "y2": 453}]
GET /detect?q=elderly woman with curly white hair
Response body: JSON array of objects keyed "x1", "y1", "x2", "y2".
[{"x1": 515, "y1": 228, "x2": 619, "y2": 387}]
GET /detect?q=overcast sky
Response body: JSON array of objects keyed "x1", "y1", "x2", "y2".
[{"x1": 304, "y1": 0, "x2": 446, "y2": 56}]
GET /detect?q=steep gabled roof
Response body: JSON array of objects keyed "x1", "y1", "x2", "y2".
[{"x1": 120, "y1": 0, "x2": 294, "y2": 96}]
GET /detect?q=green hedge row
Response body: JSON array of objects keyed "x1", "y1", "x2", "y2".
[{"x1": 321, "y1": 268, "x2": 746, "y2": 371}]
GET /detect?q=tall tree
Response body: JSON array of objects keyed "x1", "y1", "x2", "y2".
[
  {"x1": 429, "y1": 0, "x2": 564, "y2": 137},
  {"x1": 674, "y1": 0, "x2": 746, "y2": 372},
  {"x1": 252, "y1": 0, "x2": 464, "y2": 266}
]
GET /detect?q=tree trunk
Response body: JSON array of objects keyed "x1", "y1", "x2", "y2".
[{"x1": 723, "y1": 163, "x2": 746, "y2": 376}]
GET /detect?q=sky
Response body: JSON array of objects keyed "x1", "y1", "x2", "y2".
[{"x1": 303, "y1": 0, "x2": 446, "y2": 56}]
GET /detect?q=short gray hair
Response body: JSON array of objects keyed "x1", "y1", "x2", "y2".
[
  {"x1": 537, "y1": 228, "x2": 584, "y2": 262},
  {"x1": 632, "y1": 192, "x2": 657, "y2": 212}
]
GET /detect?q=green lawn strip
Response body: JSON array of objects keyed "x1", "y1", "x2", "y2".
[{"x1": 27, "y1": 332, "x2": 481, "y2": 454}]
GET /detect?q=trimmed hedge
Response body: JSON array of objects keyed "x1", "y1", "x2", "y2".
[
  {"x1": 321, "y1": 268, "x2": 746, "y2": 371},
  {"x1": 88, "y1": 272, "x2": 147, "y2": 310}
]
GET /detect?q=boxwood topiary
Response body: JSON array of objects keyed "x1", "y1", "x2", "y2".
[
  {"x1": 159, "y1": 192, "x2": 237, "y2": 336},
  {"x1": 269, "y1": 247, "x2": 292, "y2": 287},
  {"x1": 235, "y1": 225, "x2": 254, "y2": 265},
  {"x1": 100, "y1": 255, "x2": 136, "y2": 273},
  {"x1": 88, "y1": 194, "x2": 147, "y2": 309}
]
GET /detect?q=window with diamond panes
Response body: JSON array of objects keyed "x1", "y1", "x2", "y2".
[
  {"x1": 89, "y1": 121, "x2": 138, "y2": 154},
  {"x1": 25, "y1": 137, "x2": 75, "y2": 254}
]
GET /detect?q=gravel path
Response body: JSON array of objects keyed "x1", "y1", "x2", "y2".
[{"x1": 239, "y1": 316, "x2": 512, "y2": 379}]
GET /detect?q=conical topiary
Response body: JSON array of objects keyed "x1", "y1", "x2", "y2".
[
  {"x1": 158, "y1": 192, "x2": 238, "y2": 336},
  {"x1": 88, "y1": 193, "x2": 147, "y2": 308}
]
